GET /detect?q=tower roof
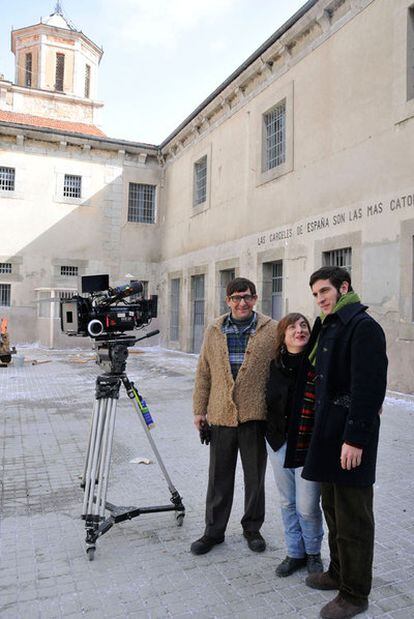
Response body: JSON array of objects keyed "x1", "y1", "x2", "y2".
[
  {"x1": 42, "y1": 12, "x2": 75, "y2": 31},
  {"x1": 42, "y1": 2, "x2": 77, "y2": 31}
]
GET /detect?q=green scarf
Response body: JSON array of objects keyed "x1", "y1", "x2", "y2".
[{"x1": 308, "y1": 291, "x2": 361, "y2": 366}]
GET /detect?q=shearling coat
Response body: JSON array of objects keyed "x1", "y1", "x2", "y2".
[
  {"x1": 302, "y1": 302, "x2": 388, "y2": 486},
  {"x1": 193, "y1": 312, "x2": 278, "y2": 427}
]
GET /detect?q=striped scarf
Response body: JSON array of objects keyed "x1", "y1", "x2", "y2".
[{"x1": 293, "y1": 368, "x2": 316, "y2": 467}]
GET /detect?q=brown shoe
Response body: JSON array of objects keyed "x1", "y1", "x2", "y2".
[
  {"x1": 305, "y1": 570, "x2": 339, "y2": 590},
  {"x1": 320, "y1": 594, "x2": 368, "y2": 618}
]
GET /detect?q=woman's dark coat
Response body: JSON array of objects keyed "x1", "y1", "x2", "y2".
[
  {"x1": 265, "y1": 352, "x2": 311, "y2": 468},
  {"x1": 302, "y1": 302, "x2": 387, "y2": 486}
]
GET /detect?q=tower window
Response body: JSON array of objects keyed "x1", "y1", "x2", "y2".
[
  {"x1": 84, "y1": 64, "x2": 91, "y2": 98},
  {"x1": 55, "y1": 53, "x2": 65, "y2": 92},
  {"x1": 25, "y1": 53, "x2": 32, "y2": 87}
]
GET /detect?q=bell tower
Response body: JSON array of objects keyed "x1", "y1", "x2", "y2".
[{"x1": 11, "y1": 2, "x2": 103, "y2": 101}]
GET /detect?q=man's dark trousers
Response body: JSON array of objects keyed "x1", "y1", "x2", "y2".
[
  {"x1": 205, "y1": 420, "x2": 267, "y2": 538},
  {"x1": 321, "y1": 482, "x2": 374, "y2": 604}
]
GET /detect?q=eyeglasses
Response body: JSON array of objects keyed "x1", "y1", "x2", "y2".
[{"x1": 228, "y1": 294, "x2": 256, "y2": 304}]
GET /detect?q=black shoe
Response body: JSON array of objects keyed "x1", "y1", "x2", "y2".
[
  {"x1": 307, "y1": 553, "x2": 324, "y2": 574},
  {"x1": 305, "y1": 571, "x2": 339, "y2": 590},
  {"x1": 275, "y1": 555, "x2": 307, "y2": 577},
  {"x1": 320, "y1": 593, "x2": 368, "y2": 618},
  {"x1": 190, "y1": 535, "x2": 224, "y2": 555},
  {"x1": 243, "y1": 530, "x2": 266, "y2": 552}
]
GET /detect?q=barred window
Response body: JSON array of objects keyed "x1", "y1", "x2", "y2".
[
  {"x1": 63, "y1": 174, "x2": 82, "y2": 198},
  {"x1": 0, "y1": 167, "x2": 15, "y2": 191},
  {"x1": 59, "y1": 290, "x2": 77, "y2": 300},
  {"x1": 25, "y1": 53, "x2": 32, "y2": 87},
  {"x1": 170, "y1": 278, "x2": 180, "y2": 341},
  {"x1": 194, "y1": 155, "x2": 207, "y2": 206},
  {"x1": 60, "y1": 266, "x2": 79, "y2": 277},
  {"x1": 219, "y1": 269, "x2": 235, "y2": 314},
  {"x1": 408, "y1": 7, "x2": 414, "y2": 101},
  {"x1": 128, "y1": 183, "x2": 156, "y2": 223},
  {"x1": 263, "y1": 101, "x2": 286, "y2": 171},
  {"x1": 262, "y1": 260, "x2": 283, "y2": 320},
  {"x1": 0, "y1": 263, "x2": 12, "y2": 274},
  {"x1": 0, "y1": 284, "x2": 11, "y2": 306},
  {"x1": 84, "y1": 64, "x2": 91, "y2": 98},
  {"x1": 323, "y1": 247, "x2": 352, "y2": 273},
  {"x1": 55, "y1": 53, "x2": 65, "y2": 91}
]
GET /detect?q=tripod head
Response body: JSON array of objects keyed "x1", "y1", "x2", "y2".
[{"x1": 95, "y1": 330, "x2": 159, "y2": 374}]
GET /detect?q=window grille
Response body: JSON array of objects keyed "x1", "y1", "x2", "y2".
[
  {"x1": 0, "y1": 284, "x2": 11, "y2": 306},
  {"x1": 63, "y1": 174, "x2": 82, "y2": 198},
  {"x1": 170, "y1": 278, "x2": 180, "y2": 341},
  {"x1": 60, "y1": 266, "x2": 78, "y2": 277},
  {"x1": 128, "y1": 184, "x2": 156, "y2": 223},
  {"x1": 262, "y1": 260, "x2": 283, "y2": 320},
  {"x1": 191, "y1": 274, "x2": 205, "y2": 353},
  {"x1": 408, "y1": 8, "x2": 414, "y2": 101},
  {"x1": 0, "y1": 167, "x2": 15, "y2": 191},
  {"x1": 219, "y1": 269, "x2": 235, "y2": 314},
  {"x1": 0, "y1": 263, "x2": 12, "y2": 274},
  {"x1": 194, "y1": 156, "x2": 207, "y2": 206},
  {"x1": 59, "y1": 290, "x2": 76, "y2": 300},
  {"x1": 263, "y1": 102, "x2": 286, "y2": 171},
  {"x1": 84, "y1": 64, "x2": 91, "y2": 98},
  {"x1": 323, "y1": 247, "x2": 352, "y2": 273},
  {"x1": 25, "y1": 53, "x2": 32, "y2": 87},
  {"x1": 55, "y1": 53, "x2": 65, "y2": 91}
]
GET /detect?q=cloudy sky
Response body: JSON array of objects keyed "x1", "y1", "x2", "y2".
[{"x1": 0, "y1": 0, "x2": 306, "y2": 144}]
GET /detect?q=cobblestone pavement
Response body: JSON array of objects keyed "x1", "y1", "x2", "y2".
[{"x1": 0, "y1": 346, "x2": 413, "y2": 619}]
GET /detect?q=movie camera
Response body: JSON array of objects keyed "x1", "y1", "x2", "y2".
[
  {"x1": 60, "y1": 273, "x2": 157, "y2": 338},
  {"x1": 60, "y1": 273, "x2": 185, "y2": 561}
]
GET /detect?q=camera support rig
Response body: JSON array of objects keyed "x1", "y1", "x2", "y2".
[{"x1": 81, "y1": 330, "x2": 185, "y2": 561}]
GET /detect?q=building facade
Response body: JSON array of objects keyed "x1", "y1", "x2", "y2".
[{"x1": 1, "y1": 0, "x2": 414, "y2": 393}]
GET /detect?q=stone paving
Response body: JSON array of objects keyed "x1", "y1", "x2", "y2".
[{"x1": 0, "y1": 345, "x2": 413, "y2": 619}]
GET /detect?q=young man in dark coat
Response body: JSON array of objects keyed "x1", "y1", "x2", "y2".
[{"x1": 302, "y1": 266, "x2": 387, "y2": 619}]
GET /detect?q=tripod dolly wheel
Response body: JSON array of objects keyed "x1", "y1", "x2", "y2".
[
  {"x1": 176, "y1": 512, "x2": 185, "y2": 527},
  {"x1": 86, "y1": 546, "x2": 95, "y2": 561}
]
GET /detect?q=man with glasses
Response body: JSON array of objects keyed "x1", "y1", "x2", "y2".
[{"x1": 191, "y1": 277, "x2": 278, "y2": 555}]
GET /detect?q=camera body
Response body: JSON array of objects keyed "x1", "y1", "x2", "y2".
[{"x1": 60, "y1": 274, "x2": 157, "y2": 338}]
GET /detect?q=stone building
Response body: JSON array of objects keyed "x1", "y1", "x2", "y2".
[{"x1": 1, "y1": 0, "x2": 414, "y2": 393}]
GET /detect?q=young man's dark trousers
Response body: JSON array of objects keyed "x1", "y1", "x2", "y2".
[
  {"x1": 321, "y1": 483, "x2": 374, "y2": 605},
  {"x1": 204, "y1": 420, "x2": 267, "y2": 538}
]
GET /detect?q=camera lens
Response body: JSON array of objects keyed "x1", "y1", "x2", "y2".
[{"x1": 87, "y1": 319, "x2": 104, "y2": 337}]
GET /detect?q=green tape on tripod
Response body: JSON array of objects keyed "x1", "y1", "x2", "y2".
[{"x1": 137, "y1": 395, "x2": 155, "y2": 429}]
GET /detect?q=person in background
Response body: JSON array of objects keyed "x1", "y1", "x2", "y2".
[
  {"x1": 266, "y1": 313, "x2": 324, "y2": 577},
  {"x1": 191, "y1": 277, "x2": 278, "y2": 555}
]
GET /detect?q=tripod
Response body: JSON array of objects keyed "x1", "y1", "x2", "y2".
[{"x1": 81, "y1": 331, "x2": 185, "y2": 560}]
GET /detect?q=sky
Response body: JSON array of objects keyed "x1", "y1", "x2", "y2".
[{"x1": 0, "y1": 0, "x2": 307, "y2": 144}]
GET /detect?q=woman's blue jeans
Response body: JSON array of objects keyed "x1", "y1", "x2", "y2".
[{"x1": 267, "y1": 441, "x2": 323, "y2": 558}]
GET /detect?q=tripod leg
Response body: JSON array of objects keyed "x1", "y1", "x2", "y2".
[
  {"x1": 95, "y1": 398, "x2": 118, "y2": 518},
  {"x1": 81, "y1": 399, "x2": 101, "y2": 517},
  {"x1": 126, "y1": 382, "x2": 185, "y2": 523},
  {"x1": 82, "y1": 398, "x2": 108, "y2": 518}
]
